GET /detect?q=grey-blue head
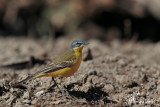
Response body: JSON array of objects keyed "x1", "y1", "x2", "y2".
[{"x1": 70, "y1": 40, "x2": 88, "y2": 50}]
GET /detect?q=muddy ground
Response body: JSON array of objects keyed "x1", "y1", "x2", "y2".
[{"x1": 0, "y1": 37, "x2": 160, "y2": 106}]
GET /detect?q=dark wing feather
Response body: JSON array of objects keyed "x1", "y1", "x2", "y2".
[{"x1": 42, "y1": 60, "x2": 76, "y2": 74}]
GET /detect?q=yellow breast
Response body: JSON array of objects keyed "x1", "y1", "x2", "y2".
[{"x1": 61, "y1": 46, "x2": 83, "y2": 77}]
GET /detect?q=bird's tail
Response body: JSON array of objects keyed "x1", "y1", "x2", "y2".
[
  {"x1": 14, "y1": 75, "x2": 35, "y2": 87},
  {"x1": 14, "y1": 72, "x2": 46, "y2": 87}
]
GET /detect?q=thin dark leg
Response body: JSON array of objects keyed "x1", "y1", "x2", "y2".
[
  {"x1": 52, "y1": 77, "x2": 61, "y2": 90},
  {"x1": 52, "y1": 77, "x2": 70, "y2": 96}
]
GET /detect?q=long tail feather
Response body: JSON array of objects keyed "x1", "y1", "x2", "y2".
[
  {"x1": 14, "y1": 72, "x2": 46, "y2": 87},
  {"x1": 14, "y1": 75, "x2": 35, "y2": 87}
]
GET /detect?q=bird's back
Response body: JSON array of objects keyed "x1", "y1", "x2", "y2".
[{"x1": 53, "y1": 50, "x2": 75, "y2": 64}]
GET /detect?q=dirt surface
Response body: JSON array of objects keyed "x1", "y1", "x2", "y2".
[{"x1": 0, "y1": 37, "x2": 160, "y2": 106}]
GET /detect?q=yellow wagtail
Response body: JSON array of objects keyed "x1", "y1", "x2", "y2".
[{"x1": 16, "y1": 39, "x2": 88, "y2": 87}]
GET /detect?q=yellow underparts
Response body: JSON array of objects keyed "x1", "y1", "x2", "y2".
[{"x1": 35, "y1": 46, "x2": 83, "y2": 78}]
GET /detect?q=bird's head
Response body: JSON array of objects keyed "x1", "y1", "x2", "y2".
[{"x1": 70, "y1": 40, "x2": 88, "y2": 51}]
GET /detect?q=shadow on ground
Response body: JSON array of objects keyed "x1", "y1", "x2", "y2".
[{"x1": 67, "y1": 85, "x2": 117, "y2": 104}]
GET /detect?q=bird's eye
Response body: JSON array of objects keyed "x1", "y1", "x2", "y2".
[{"x1": 77, "y1": 42, "x2": 82, "y2": 46}]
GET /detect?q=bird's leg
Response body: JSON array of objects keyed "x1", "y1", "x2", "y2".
[
  {"x1": 51, "y1": 77, "x2": 70, "y2": 96},
  {"x1": 52, "y1": 77, "x2": 61, "y2": 90},
  {"x1": 58, "y1": 77, "x2": 70, "y2": 96}
]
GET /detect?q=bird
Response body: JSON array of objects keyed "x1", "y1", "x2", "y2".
[{"x1": 15, "y1": 39, "x2": 88, "y2": 88}]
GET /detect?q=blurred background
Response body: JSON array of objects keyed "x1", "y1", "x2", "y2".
[{"x1": 0, "y1": 0, "x2": 160, "y2": 42}]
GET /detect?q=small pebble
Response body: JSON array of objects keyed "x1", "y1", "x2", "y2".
[{"x1": 35, "y1": 90, "x2": 44, "y2": 97}]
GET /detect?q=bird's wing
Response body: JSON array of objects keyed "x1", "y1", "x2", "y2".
[
  {"x1": 15, "y1": 50, "x2": 76, "y2": 86},
  {"x1": 35, "y1": 50, "x2": 76, "y2": 74},
  {"x1": 34, "y1": 60, "x2": 75, "y2": 75}
]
